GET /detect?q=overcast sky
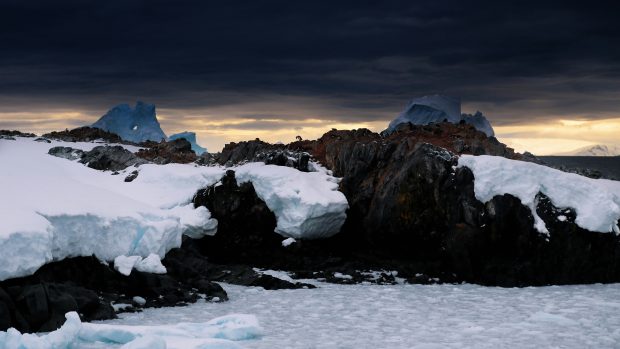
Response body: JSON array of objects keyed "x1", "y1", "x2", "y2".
[{"x1": 1, "y1": 0, "x2": 619, "y2": 153}]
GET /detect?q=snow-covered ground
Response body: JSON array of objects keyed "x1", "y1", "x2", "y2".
[
  {"x1": 458, "y1": 155, "x2": 620, "y2": 234},
  {"x1": 97, "y1": 281, "x2": 620, "y2": 348},
  {"x1": 0, "y1": 137, "x2": 347, "y2": 281}
]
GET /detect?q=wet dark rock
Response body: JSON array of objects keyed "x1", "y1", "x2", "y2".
[
  {"x1": 163, "y1": 243, "x2": 313, "y2": 290},
  {"x1": 15, "y1": 284, "x2": 49, "y2": 331},
  {"x1": 0, "y1": 255, "x2": 223, "y2": 332},
  {"x1": 0, "y1": 135, "x2": 16, "y2": 140},
  {"x1": 192, "y1": 171, "x2": 283, "y2": 264},
  {"x1": 136, "y1": 138, "x2": 197, "y2": 164},
  {"x1": 34, "y1": 137, "x2": 51, "y2": 143}
]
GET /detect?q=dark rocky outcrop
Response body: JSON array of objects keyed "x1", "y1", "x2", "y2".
[
  {"x1": 215, "y1": 139, "x2": 312, "y2": 171},
  {"x1": 0, "y1": 256, "x2": 227, "y2": 332},
  {"x1": 48, "y1": 145, "x2": 147, "y2": 171},
  {"x1": 192, "y1": 124, "x2": 620, "y2": 287},
  {"x1": 0, "y1": 130, "x2": 36, "y2": 138},
  {"x1": 42, "y1": 127, "x2": 127, "y2": 144},
  {"x1": 80, "y1": 146, "x2": 147, "y2": 171},
  {"x1": 136, "y1": 138, "x2": 197, "y2": 164}
]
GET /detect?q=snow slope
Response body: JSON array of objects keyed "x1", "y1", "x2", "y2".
[
  {"x1": 0, "y1": 137, "x2": 347, "y2": 280},
  {"x1": 387, "y1": 95, "x2": 495, "y2": 137},
  {"x1": 169, "y1": 131, "x2": 207, "y2": 155},
  {"x1": 556, "y1": 144, "x2": 620, "y2": 156},
  {"x1": 458, "y1": 155, "x2": 620, "y2": 234},
  {"x1": 0, "y1": 311, "x2": 261, "y2": 349},
  {"x1": 92, "y1": 101, "x2": 167, "y2": 143}
]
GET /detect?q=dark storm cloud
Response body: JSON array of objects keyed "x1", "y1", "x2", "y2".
[{"x1": 0, "y1": 0, "x2": 619, "y2": 123}]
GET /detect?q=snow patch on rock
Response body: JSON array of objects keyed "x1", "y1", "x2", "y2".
[
  {"x1": 235, "y1": 163, "x2": 349, "y2": 239},
  {"x1": 458, "y1": 154, "x2": 620, "y2": 234}
]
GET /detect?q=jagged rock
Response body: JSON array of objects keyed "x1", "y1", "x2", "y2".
[
  {"x1": 0, "y1": 130, "x2": 36, "y2": 138},
  {"x1": 136, "y1": 138, "x2": 197, "y2": 164},
  {"x1": 34, "y1": 137, "x2": 51, "y2": 143},
  {"x1": 0, "y1": 135, "x2": 16, "y2": 140},
  {"x1": 217, "y1": 139, "x2": 312, "y2": 171},
  {"x1": 80, "y1": 145, "x2": 148, "y2": 171},
  {"x1": 194, "y1": 125, "x2": 620, "y2": 286},
  {"x1": 48, "y1": 146, "x2": 85, "y2": 161},
  {"x1": 43, "y1": 126, "x2": 127, "y2": 144}
]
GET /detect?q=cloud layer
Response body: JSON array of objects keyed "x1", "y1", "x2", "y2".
[{"x1": 0, "y1": 0, "x2": 619, "y2": 153}]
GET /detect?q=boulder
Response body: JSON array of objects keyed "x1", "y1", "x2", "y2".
[
  {"x1": 80, "y1": 145, "x2": 148, "y2": 171},
  {"x1": 136, "y1": 138, "x2": 197, "y2": 164},
  {"x1": 48, "y1": 146, "x2": 85, "y2": 161}
]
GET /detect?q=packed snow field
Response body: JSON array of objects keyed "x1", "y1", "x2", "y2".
[
  {"x1": 0, "y1": 137, "x2": 347, "y2": 281},
  {"x1": 93, "y1": 280, "x2": 620, "y2": 348}
]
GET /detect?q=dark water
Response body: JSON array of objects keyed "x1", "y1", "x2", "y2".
[{"x1": 539, "y1": 156, "x2": 620, "y2": 180}]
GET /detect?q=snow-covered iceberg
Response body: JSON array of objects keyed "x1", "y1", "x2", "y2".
[
  {"x1": 0, "y1": 311, "x2": 261, "y2": 349},
  {"x1": 387, "y1": 95, "x2": 495, "y2": 137},
  {"x1": 556, "y1": 144, "x2": 620, "y2": 156},
  {"x1": 169, "y1": 131, "x2": 207, "y2": 155},
  {"x1": 92, "y1": 101, "x2": 167, "y2": 143},
  {"x1": 0, "y1": 136, "x2": 348, "y2": 281},
  {"x1": 458, "y1": 155, "x2": 620, "y2": 234}
]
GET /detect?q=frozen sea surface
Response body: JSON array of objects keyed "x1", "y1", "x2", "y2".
[{"x1": 100, "y1": 281, "x2": 620, "y2": 348}]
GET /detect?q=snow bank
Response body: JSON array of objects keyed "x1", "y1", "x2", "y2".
[
  {"x1": 0, "y1": 137, "x2": 348, "y2": 280},
  {"x1": 0, "y1": 312, "x2": 261, "y2": 349},
  {"x1": 235, "y1": 163, "x2": 348, "y2": 239},
  {"x1": 0, "y1": 137, "x2": 222, "y2": 281},
  {"x1": 458, "y1": 155, "x2": 620, "y2": 234}
]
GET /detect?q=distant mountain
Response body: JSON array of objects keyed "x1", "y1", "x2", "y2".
[
  {"x1": 169, "y1": 131, "x2": 207, "y2": 155},
  {"x1": 556, "y1": 144, "x2": 620, "y2": 156},
  {"x1": 92, "y1": 101, "x2": 167, "y2": 143},
  {"x1": 385, "y1": 95, "x2": 495, "y2": 137}
]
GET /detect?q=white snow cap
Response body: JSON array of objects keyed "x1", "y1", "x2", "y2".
[{"x1": 458, "y1": 155, "x2": 620, "y2": 234}]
